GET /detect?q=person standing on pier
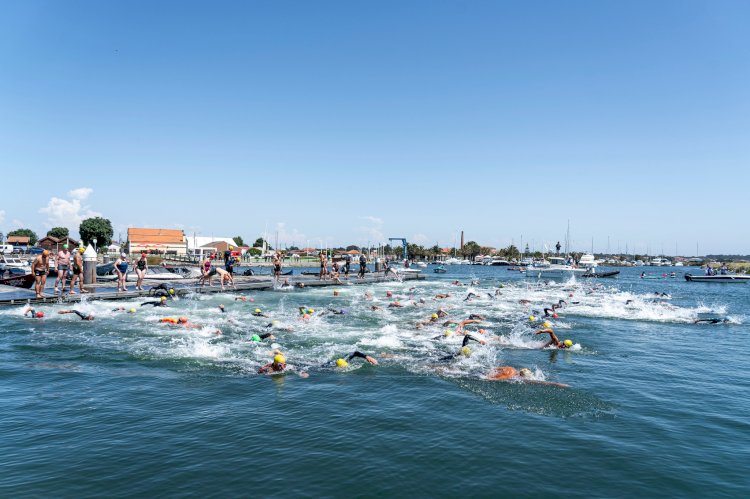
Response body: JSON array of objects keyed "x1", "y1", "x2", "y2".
[
  {"x1": 134, "y1": 253, "x2": 148, "y2": 291},
  {"x1": 343, "y1": 252, "x2": 352, "y2": 280},
  {"x1": 31, "y1": 250, "x2": 50, "y2": 298},
  {"x1": 319, "y1": 251, "x2": 328, "y2": 280},
  {"x1": 69, "y1": 247, "x2": 86, "y2": 294},
  {"x1": 54, "y1": 244, "x2": 71, "y2": 294},
  {"x1": 358, "y1": 254, "x2": 367, "y2": 279},
  {"x1": 200, "y1": 254, "x2": 215, "y2": 286},
  {"x1": 272, "y1": 252, "x2": 282, "y2": 282},
  {"x1": 224, "y1": 245, "x2": 236, "y2": 276},
  {"x1": 114, "y1": 252, "x2": 129, "y2": 292}
]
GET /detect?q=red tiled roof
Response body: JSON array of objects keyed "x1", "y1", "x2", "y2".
[{"x1": 128, "y1": 228, "x2": 184, "y2": 245}]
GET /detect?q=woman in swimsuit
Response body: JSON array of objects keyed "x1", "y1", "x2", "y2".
[
  {"x1": 135, "y1": 253, "x2": 148, "y2": 290},
  {"x1": 114, "y1": 252, "x2": 129, "y2": 292},
  {"x1": 200, "y1": 254, "x2": 215, "y2": 286}
]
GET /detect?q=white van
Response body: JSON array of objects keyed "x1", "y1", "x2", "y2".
[{"x1": 0, "y1": 244, "x2": 14, "y2": 254}]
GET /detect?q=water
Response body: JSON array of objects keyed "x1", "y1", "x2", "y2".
[{"x1": 2, "y1": 266, "x2": 749, "y2": 496}]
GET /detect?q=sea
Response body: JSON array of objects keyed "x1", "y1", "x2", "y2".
[{"x1": 1, "y1": 265, "x2": 748, "y2": 497}]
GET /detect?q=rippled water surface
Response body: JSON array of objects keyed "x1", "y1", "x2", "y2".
[{"x1": 2, "y1": 266, "x2": 749, "y2": 496}]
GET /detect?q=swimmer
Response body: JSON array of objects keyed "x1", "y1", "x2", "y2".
[
  {"x1": 364, "y1": 291, "x2": 373, "y2": 300},
  {"x1": 22, "y1": 305, "x2": 44, "y2": 318},
  {"x1": 258, "y1": 351, "x2": 287, "y2": 374},
  {"x1": 295, "y1": 282, "x2": 305, "y2": 288},
  {"x1": 487, "y1": 366, "x2": 569, "y2": 387},
  {"x1": 439, "y1": 332, "x2": 486, "y2": 360},
  {"x1": 112, "y1": 307, "x2": 137, "y2": 313},
  {"x1": 328, "y1": 351, "x2": 378, "y2": 368},
  {"x1": 215, "y1": 267, "x2": 235, "y2": 290},
  {"x1": 451, "y1": 280, "x2": 464, "y2": 286},
  {"x1": 370, "y1": 305, "x2": 382, "y2": 311},
  {"x1": 280, "y1": 278, "x2": 292, "y2": 288},
  {"x1": 434, "y1": 293, "x2": 451, "y2": 299},
  {"x1": 694, "y1": 318, "x2": 730, "y2": 324},
  {"x1": 141, "y1": 296, "x2": 169, "y2": 307},
  {"x1": 324, "y1": 308, "x2": 348, "y2": 316},
  {"x1": 252, "y1": 309, "x2": 269, "y2": 318},
  {"x1": 58, "y1": 309, "x2": 95, "y2": 320},
  {"x1": 463, "y1": 292, "x2": 480, "y2": 302},
  {"x1": 249, "y1": 332, "x2": 276, "y2": 342},
  {"x1": 148, "y1": 283, "x2": 176, "y2": 300},
  {"x1": 235, "y1": 296, "x2": 248, "y2": 302},
  {"x1": 468, "y1": 314, "x2": 485, "y2": 321},
  {"x1": 388, "y1": 300, "x2": 404, "y2": 308},
  {"x1": 218, "y1": 304, "x2": 226, "y2": 313},
  {"x1": 543, "y1": 300, "x2": 567, "y2": 317},
  {"x1": 535, "y1": 328, "x2": 573, "y2": 349}
]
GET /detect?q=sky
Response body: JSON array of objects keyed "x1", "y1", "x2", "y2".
[{"x1": 1, "y1": 0, "x2": 748, "y2": 255}]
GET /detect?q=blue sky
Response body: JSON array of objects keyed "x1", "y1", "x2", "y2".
[{"x1": 1, "y1": 0, "x2": 748, "y2": 255}]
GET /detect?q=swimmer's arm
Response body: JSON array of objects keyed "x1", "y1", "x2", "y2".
[
  {"x1": 463, "y1": 333, "x2": 486, "y2": 346},
  {"x1": 259, "y1": 332, "x2": 275, "y2": 340},
  {"x1": 346, "y1": 351, "x2": 378, "y2": 365},
  {"x1": 258, "y1": 362, "x2": 273, "y2": 374}
]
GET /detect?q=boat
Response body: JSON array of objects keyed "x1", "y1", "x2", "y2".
[
  {"x1": 96, "y1": 262, "x2": 115, "y2": 276},
  {"x1": 444, "y1": 257, "x2": 461, "y2": 265},
  {"x1": 581, "y1": 270, "x2": 620, "y2": 278},
  {"x1": 488, "y1": 258, "x2": 511, "y2": 266},
  {"x1": 525, "y1": 257, "x2": 586, "y2": 279},
  {"x1": 126, "y1": 267, "x2": 186, "y2": 282},
  {"x1": 434, "y1": 266, "x2": 447, "y2": 273},
  {"x1": 684, "y1": 273, "x2": 750, "y2": 283},
  {"x1": 578, "y1": 254, "x2": 597, "y2": 269},
  {"x1": 0, "y1": 268, "x2": 34, "y2": 288},
  {"x1": 0, "y1": 254, "x2": 31, "y2": 269},
  {"x1": 640, "y1": 274, "x2": 665, "y2": 280},
  {"x1": 414, "y1": 261, "x2": 427, "y2": 268},
  {"x1": 649, "y1": 257, "x2": 672, "y2": 266}
]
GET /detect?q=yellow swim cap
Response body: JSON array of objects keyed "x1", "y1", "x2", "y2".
[
  {"x1": 444, "y1": 329, "x2": 453, "y2": 337},
  {"x1": 255, "y1": 308, "x2": 261, "y2": 313},
  {"x1": 431, "y1": 313, "x2": 438, "y2": 319},
  {"x1": 161, "y1": 296, "x2": 167, "y2": 301},
  {"x1": 335, "y1": 358, "x2": 349, "y2": 368},
  {"x1": 128, "y1": 308, "x2": 136, "y2": 313},
  {"x1": 169, "y1": 288, "x2": 175, "y2": 295},
  {"x1": 273, "y1": 354, "x2": 285, "y2": 364},
  {"x1": 272, "y1": 320, "x2": 279, "y2": 326},
  {"x1": 308, "y1": 308, "x2": 314, "y2": 314},
  {"x1": 563, "y1": 339, "x2": 573, "y2": 347},
  {"x1": 543, "y1": 321, "x2": 551, "y2": 328},
  {"x1": 461, "y1": 346, "x2": 471, "y2": 357},
  {"x1": 529, "y1": 315, "x2": 536, "y2": 322}
]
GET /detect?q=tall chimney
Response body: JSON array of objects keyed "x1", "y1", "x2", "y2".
[{"x1": 460, "y1": 231, "x2": 464, "y2": 250}]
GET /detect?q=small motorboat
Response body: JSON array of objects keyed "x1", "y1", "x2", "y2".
[
  {"x1": 684, "y1": 273, "x2": 750, "y2": 283},
  {"x1": 434, "y1": 266, "x2": 447, "y2": 273},
  {"x1": 0, "y1": 268, "x2": 34, "y2": 288}
]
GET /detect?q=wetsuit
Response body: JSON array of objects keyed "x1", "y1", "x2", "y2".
[
  {"x1": 438, "y1": 334, "x2": 484, "y2": 361},
  {"x1": 358, "y1": 256, "x2": 366, "y2": 277},
  {"x1": 344, "y1": 254, "x2": 351, "y2": 276},
  {"x1": 140, "y1": 301, "x2": 167, "y2": 307},
  {"x1": 224, "y1": 250, "x2": 234, "y2": 275},
  {"x1": 324, "y1": 351, "x2": 370, "y2": 366},
  {"x1": 70, "y1": 310, "x2": 92, "y2": 320}
]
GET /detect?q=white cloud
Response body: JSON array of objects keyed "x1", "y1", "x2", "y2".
[
  {"x1": 358, "y1": 215, "x2": 385, "y2": 244},
  {"x1": 273, "y1": 222, "x2": 306, "y2": 247},
  {"x1": 39, "y1": 187, "x2": 101, "y2": 230},
  {"x1": 68, "y1": 187, "x2": 93, "y2": 200}
]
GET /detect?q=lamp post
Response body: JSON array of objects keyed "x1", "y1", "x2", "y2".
[{"x1": 92, "y1": 237, "x2": 98, "y2": 253}]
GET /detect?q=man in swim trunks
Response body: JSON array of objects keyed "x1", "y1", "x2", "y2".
[
  {"x1": 272, "y1": 252, "x2": 282, "y2": 282},
  {"x1": 31, "y1": 250, "x2": 50, "y2": 298},
  {"x1": 69, "y1": 247, "x2": 86, "y2": 294},
  {"x1": 215, "y1": 267, "x2": 235, "y2": 290},
  {"x1": 54, "y1": 244, "x2": 71, "y2": 294},
  {"x1": 319, "y1": 252, "x2": 328, "y2": 281},
  {"x1": 224, "y1": 246, "x2": 235, "y2": 276},
  {"x1": 535, "y1": 328, "x2": 573, "y2": 349},
  {"x1": 58, "y1": 309, "x2": 95, "y2": 320}
]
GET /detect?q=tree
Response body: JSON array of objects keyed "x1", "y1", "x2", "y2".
[
  {"x1": 47, "y1": 227, "x2": 69, "y2": 239},
  {"x1": 462, "y1": 241, "x2": 481, "y2": 260},
  {"x1": 253, "y1": 237, "x2": 272, "y2": 250},
  {"x1": 346, "y1": 245, "x2": 360, "y2": 251},
  {"x1": 233, "y1": 236, "x2": 245, "y2": 247},
  {"x1": 79, "y1": 217, "x2": 113, "y2": 249},
  {"x1": 288, "y1": 245, "x2": 300, "y2": 251},
  {"x1": 247, "y1": 247, "x2": 262, "y2": 256},
  {"x1": 8, "y1": 228, "x2": 38, "y2": 246}
]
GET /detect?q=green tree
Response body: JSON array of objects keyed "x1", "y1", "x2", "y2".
[
  {"x1": 8, "y1": 228, "x2": 38, "y2": 246},
  {"x1": 253, "y1": 237, "x2": 272, "y2": 250},
  {"x1": 462, "y1": 241, "x2": 481, "y2": 260},
  {"x1": 247, "y1": 247, "x2": 262, "y2": 256},
  {"x1": 233, "y1": 236, "x2": 245, "y2": 247},
  {"x1": 79, "y1": 217, "x2": 113, "y2": 249},
  {"x1": 346, "y1": 245, "x2": 360, "y2": 251},
  {"x1": 47, "y1": 227, "x2": 70, "y2": 239}
]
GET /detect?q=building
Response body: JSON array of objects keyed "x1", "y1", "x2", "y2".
[
  {"x1": 127, "y1": 228, "x2": 186, "y2": 256},
  {"x1": 38, "y1": 236, "x2": 80, "y2": 253},
  {"x1": 187, "y1": 236, "x2": 238, "y2": 259},
  {"x1": 7, "y1": 236, "x2": 30, "y2": 247}
]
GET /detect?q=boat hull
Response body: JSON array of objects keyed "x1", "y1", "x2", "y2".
[{"x1": 684, "y1": 273, "x2": 750, "y2": 283}]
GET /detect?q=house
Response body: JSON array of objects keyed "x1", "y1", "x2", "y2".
[
  {"x1": 127, "y1": 228, "x2": 186, "y2": 256},
  {"x1": 38, "y1": 235, "x2": 80, "y2": 253},
  {"x1": 187, "y1": 236, "x2": 238, "y2": 259},
  {"x1": 7, "y1": 236, "x2": 30, "y2": 247}
]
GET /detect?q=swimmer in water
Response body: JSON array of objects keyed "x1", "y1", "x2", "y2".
[
  {"x1": 141, "y1": 296, "x2": 169, "y2": 307},
  {"x1": 388, "y1": 300, "x2": 404, "y2": 308},
  {"x1": 543, "y1": 300, "x2": 567, "y2": 317},
  {"x1": 694, "y1": 318, "x2": 730, "y2": 324},
  {"x1": 252, "y1": 309, "x2": 269, "y2": 318},
  {"x1": 248, "y1": 332, "x2": 276, "y2": 342},
  {"x1": 535, "y1": 328, "x2": 573, "y2": 349},
  {"x1": 439, "y1": 332, "x2": 486, "y2": 360},
  {"x1": 463, "y1": 292, "x2": 480, "y2": 302},
  {"x1": 22, "y1": 305, "x2": 44, "y2": 318},
  {"x1": 328, "y1": 351, "x2": 378, "y2": 368},
  {"x1": 58, "y1": 309, "x2": 95, "y2": 320},
  {"x1": 487, "y1": 366, "x2": 569, "y2": 387},
  {"x1": 434, "y1": 293, "x2": 451, "y2": 299},
  {"x1": 258, "y1": 351, "x2": 287, "y2": 374}
]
